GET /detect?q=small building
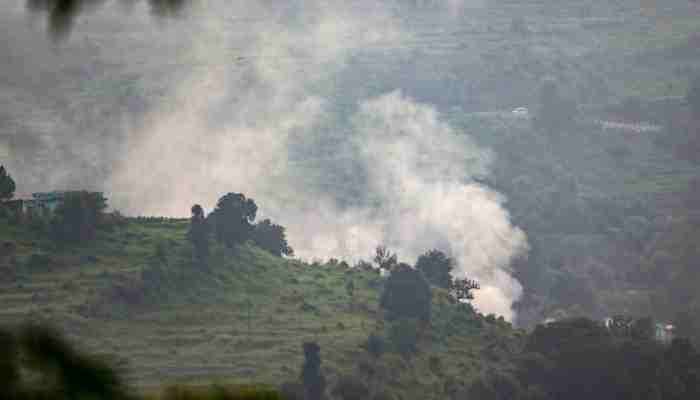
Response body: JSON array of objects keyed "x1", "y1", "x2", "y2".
[{"x1": 655, "y1": 323, "x2": 675, "y2": 345}]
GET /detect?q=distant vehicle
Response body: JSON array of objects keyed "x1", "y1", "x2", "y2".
[{"x1": 512, "y1": 107, "x2": 529, "y2": 116}]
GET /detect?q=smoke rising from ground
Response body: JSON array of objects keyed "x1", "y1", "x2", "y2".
[{"x1": 2, "y1": 0, "x2": 528, "y2": 319}]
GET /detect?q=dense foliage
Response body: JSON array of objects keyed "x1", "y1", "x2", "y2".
[
  {"x1": 252, "y1": 219, "x2": 294, "y2": 257},
  {"x1": 415, "y1": 249, "x2": 454, "y2": 289},
  {"x1": 188, "y1": 204, "x2": 209, "y2": 266},
  {"x1": 50, "y1": 191, "x2": 108, "y2": 243},
  {"x1": 380, "y1": 263, "x2": 432, "y2": 322},
  {"x1": 0, "y1": 166, "x2": 15, "y2": 202},
  {"x1": 301, "y1": 342, "x2": 326, "y2": 400},
  {"x1": 210, "y1": 193, "x2": 258, "y2": 249}
]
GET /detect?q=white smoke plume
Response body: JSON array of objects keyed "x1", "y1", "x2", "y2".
[
  {"x1": 295, "y1": 91, "x2": 529, "y2": 320},
  {"x1": 3, "y1": 0, "x2": 528, "y2": 319}
]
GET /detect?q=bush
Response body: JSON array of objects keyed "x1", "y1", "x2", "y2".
[
  {"x1": 363, "y1": 333, "x2": 386, "y2": 360},
  {"x1": 389, "y1": 318, "x2": 420, "y2": 358},
  {"x1": 25, "y1": 252, "x2": 52, "y2": 271},
  {"x1": 252, "y1": 219, "x2": 293, "y2": 257}
]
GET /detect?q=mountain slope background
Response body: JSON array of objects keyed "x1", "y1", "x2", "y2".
[
  {"x1": 0, "y1": 217, "x2": 519, "y2": 398},
  {"x1": 2, "y1": 0, "x2": 700, "y2": 346}
]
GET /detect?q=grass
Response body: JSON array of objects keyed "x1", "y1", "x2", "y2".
[{"x1": 0, "y1": 216, "x2": 518, "y2": 399}]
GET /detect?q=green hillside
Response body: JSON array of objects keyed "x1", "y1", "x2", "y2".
[{"x1": 0, "y1": 216, "x2": 519, "y2": 398}]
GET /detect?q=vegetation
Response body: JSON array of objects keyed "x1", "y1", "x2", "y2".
[
  {"x1": 0, "y1": 209, "x2": 517, "y2": 399},
  {"x1": 252, "y1": 220, "x2": 294, "y2": 258},
  {"x1": 50, "y1": 191, "x2": 108, "y2": 243},
  {"x1": 6, "y1": 1, "x2": 700, "y2": 398},
  {"x1": 380, "y1": 263, "x2": 432, "y2": 322},
  {"x1": 415, "y1": 250, "x2": 453, "y2": 289},
  {"x1": 0, "y1": 165, "x2": 15, "y2": 202},
  {"x1": 300, "y1": 342, "x2": 325, "y2": 400},
  {"x1": 188, "y1": 204, "x2": 209, "y2": 266},
  {"x1": 688, "y1": 75, "x2": 700, "y2": 117},
  {"x1": 210, "y1": 193, "x2": 258, "y2": 249}
]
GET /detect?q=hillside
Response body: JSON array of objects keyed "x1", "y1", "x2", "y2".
[{"x1": 0, "y1": 216, "x2": 520, "y2": 398}]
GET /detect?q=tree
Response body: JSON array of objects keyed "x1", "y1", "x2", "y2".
[
  {"x1": 209, "y1": 193, "x2": 257, "y2": 249},
  {"x1": 374, "y1": 246, "x2": 397, "y2": 272},
  {"x1": 252, "y1": 218, "x2": 293, "y2": 257},
  {"x1": 415, "y1": 249, "x2": 454, "y2": 289},
  {"x1": 50, "y1": 191, "x2": 107, "y2": 243},
  {"x1": 187, "y1": 204, "x2": 209, "y2": 266},
  {"x1": 26, "y1": 0, "x2": 190, "y2": 40},
  {"x1": 535, "y1": 78, "x2": 577, "y2": 134},
  {"x1": 345, "y1": 278, "x2": 355, "y2": 306},
  {"x1": 449, "y1": 278, "x2": 480, "y2": 303},
  {"x1": 301, "y1": 341, "x2": 326, "y2": 400},
  {"x1": 688, "y1": 74, "x2": 700, "y2": 117},
  {"x1": 389, "y1": 318, "x2": 420, "y2": 358},
  {"x1": 380, "y1": 263, "x2": 432, "y2": 322},
  {"x1": 0, "y1": 166, "x2": 16, "y2": 202},
  {"x1": 363, "y1": 333, "x2": 386, "y2": 360}
]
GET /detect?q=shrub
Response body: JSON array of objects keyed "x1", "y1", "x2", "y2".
[
  {"x1": 389, "y1": 318, "x2": 420, "y2": 358},
  {"x1": 363, "y1": 333, "x2": 386, "y2": 360},
  {"x1": 251, "y1": 219, "x2": 293, "y2": 257},
  {"x1": 25, "y1": 252, "x2": 52, "y2": 271}
]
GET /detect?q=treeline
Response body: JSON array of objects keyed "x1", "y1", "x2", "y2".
[
  {"x1": 188, "y1": 192, "x2": 294, "y2": 266},
  {"x1": 471, "y1": 317, "x2": 700, "y2": 400}
]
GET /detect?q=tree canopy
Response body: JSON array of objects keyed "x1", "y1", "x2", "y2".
[
  {"x1": 209, "y1": 193, "x2": 257, "y2": 249},
  {"x1": 50, "y1": 191, "x2": 107, "y2": 243},
  {"x1": 0, "y1": 166, "x2": 16, "y2": 202},
  {"x1": 252, "y1": 219, "x2": 294, "y2": 257},
  {"x1": 415, "y1": 249, "x2": 454, "y2": 289},
  {"x1": 188, "y1": 204, "x2": 209, "y2": 266},
  {"x1": 380, "y1": 263, "x2": 432, "y2": 322}
]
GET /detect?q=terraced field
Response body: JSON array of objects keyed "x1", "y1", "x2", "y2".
[{"x1": 0, "y1": 218, "x2": 517, "y2": 397}]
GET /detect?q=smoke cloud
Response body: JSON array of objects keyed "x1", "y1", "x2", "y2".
[{"x1": 2, "y1": 0, "x2": 528, "y2": 319}]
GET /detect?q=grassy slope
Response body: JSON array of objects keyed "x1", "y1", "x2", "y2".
[{"x1": 0, "y1": 217, "x2": 519, "y2": 399}]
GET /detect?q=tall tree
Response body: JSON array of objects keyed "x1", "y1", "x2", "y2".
[
  {"x1": 209, "y1": 193, "x2": 257, "y2": 249},
  {"x1": 301, "y1": 341, "x2": 326, "y2": 400},
  {"x1": 415, "y1": 249, "x2": 454, "y2": 289},
  {"x1": 380, "y1": 263, "x2": 432, "y2": 322},
  {"x1": 252, "y1": 218, "x2": 293, "y2": 257},
  {"x1": 0, "y1": 166, "x2": 16, "y2": 202},
  {"x1": 688, "y1": 74, "x2": 700, "y2": 117},
  {"x1": 374, "y1": 246, "x2": 397, "y2": 272},
  {"x1": 188, "y1": 204, "x2": 209, "y2": 266},
  {"x1": 50, "y1": 191, "x2": 107, "y2": 243}
]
